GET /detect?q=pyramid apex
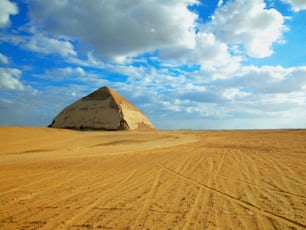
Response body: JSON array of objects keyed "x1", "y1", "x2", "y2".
[
  {"x1": 96, "y1": 86, "x2": 116, "y2": 94},
  {"x1": 100, "y1": 86, "x2": 110, "y2": 90}
]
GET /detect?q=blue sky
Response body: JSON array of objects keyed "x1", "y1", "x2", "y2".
[{"x1": 0, "y1": 0, "x2": 306, "y2": 129}]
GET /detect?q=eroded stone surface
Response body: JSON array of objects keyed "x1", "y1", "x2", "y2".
[{"x1": 49, "y1": 86, "x2": 155, "y2": 130}]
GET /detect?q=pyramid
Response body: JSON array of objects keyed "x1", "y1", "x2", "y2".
[{"x1": 48, "y1": 86, "x2": 155, "y2": 130}]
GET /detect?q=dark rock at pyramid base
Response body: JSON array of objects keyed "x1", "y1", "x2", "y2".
[{"x1": 48, "y1": 86, "x2": 155, "y2": 131}]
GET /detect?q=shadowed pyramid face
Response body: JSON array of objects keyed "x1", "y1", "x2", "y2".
[{"x1": 49, "y1": 86, "x2": 155, "y2": 131}]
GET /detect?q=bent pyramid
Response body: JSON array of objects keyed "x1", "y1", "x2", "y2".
[{"x1": 49, "y1": 86, "x2": 155, "y2": 130}]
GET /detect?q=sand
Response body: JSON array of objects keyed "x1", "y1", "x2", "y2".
[{"x1": 0, "y1": 127, "x2": 305, "y2": 229}]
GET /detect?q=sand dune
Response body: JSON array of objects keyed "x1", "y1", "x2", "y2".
[{"x1": 0, "y1": 127, "x2": 305, "y2": 229}]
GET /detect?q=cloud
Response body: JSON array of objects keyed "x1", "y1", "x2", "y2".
[
  {"x1": 5, "y1": 0, "x2": 284, "y2": 68},
  {"x1": 205, "y1": 0, "x2": 285, "y2": 58},
  {"x1": 128, "y1": 63, "x2": 306, "y2": 127},
  {"x1": 102, "y1": 57, "x2": 306, "y2": 121},
  {"x1": 0, "y1": 0, "x2": 18, "y2": 28},
  {"x1": 217, "y1": 0, "x2": 224, "y2": 7},
  {"x1": 108, "y1": 62, "x2": 305, "y2": 123},
  {"x1": 222, "y1": 88, "x2": 250, "y2": 100},
  {"x1": 1, "y1": 62, "x2": 305, "y2": 129},
  {"x1": 24, "y1": 33, "x2": 77, "y2": 57},
  {"x1": 1, "y1": 0, "x2": 305, "y2": 129},
  {"x1": 227, "y1": 65, "x2": 306, "y2": 94},
  {"x1": 28, "y1": 0, "x2": 198, "y2": 62},
  {"x1": 33, "y1": 66, "x2": 114, "y2": 91},
  {"x1": 0, "y1": 86, "x2": 75, "y2": 126},
  {"x1": 2, "y1": 28, "x2": 77, "y2": 58},
  {"x1": 0, "y1": 53, "x2": 9, "y2": 64},
  {"x1": 160, "y1": 32, "x2": 242, "y2": 76},
  {"x1": 40, "y1": 67, "x2": 86, "y2": 81},
  {"x1": 0, "y1": 68, "x2": 24, "y2": 90},
  {"x1": 282, "y1": 0, "x2": 306, "y2": 11}
]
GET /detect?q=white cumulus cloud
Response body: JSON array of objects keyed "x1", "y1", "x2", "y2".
[
  {"x1": 23, "y1": 32, "x2": 77, "y2": 57},
  {"x1": 28, "y1": 0, "x2": 198, "y2": 61},
  {"x1": 222, "y1": 88, "x2": 250, "y2": 100},
  {"x1": 160, "y1": 32, "x2": 242, "y2": 75},
  {"x1": 282, "y1": 0, "x2": 306, "y2": 11},
  {"x1": 0, "y1": 53, "x2": 9, "y2": 64},
  {"x1": 206, "y1": 0, "x2": 285, "y2": 58},
  {"x1": 39, "y1": 67, "x2": 89, "y2": 82},
  {"x1": 2, "y1": 29, "x2": 77, "y2": 58},
  {"x1": 0, "y1": 68, "x2": 24, "y2": 90},
  {"x1": 0, "y1": 0, "x2": 18, "y2": 28}
]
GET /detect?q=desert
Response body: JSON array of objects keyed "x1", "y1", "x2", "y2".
[
  {"x1": 0, "y1": 127, "x2": 305, "y2": 229},
  {"x1": 2, "y1": 1, "x2": 306, "y2": 229}
]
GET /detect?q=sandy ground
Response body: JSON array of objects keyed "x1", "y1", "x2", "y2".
[{"x1": 0, "y1": 127, "x2": 305, "y2": 229}]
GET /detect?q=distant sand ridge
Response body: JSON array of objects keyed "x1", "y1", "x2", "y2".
[{"x1": 49, "y1": 86, "x2": 155, "y2": 130}]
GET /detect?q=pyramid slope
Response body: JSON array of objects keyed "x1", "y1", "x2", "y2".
[{"x1": 49, "y1": 86, "x2": 155, "y2": 130}]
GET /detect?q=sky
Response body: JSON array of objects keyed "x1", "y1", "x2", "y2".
[{"x1": 0, "y1": 0, "x2": 306, "y2": 130}]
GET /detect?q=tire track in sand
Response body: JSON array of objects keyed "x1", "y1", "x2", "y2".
[
  {"x1": 0, "y1": 160, "x2": 104, "y2": 209},
  {"x1": 133, "y1": 170, "x2": 162, "y2": 229},
  {"x1": 42, "y1": 169, "x2": 138, "y2": 229},
  {"x1": 181, "y1": 187, "x2": 204, "y2": 230},
  {"x1": 0, "y1": 170, "x2": 68, "y2": 196},
  {"x1": 191, "y1": 163, "x2": 305, "y2": 199},
  {"x1": 215, "y1": 150, "x2": 226, "y2": 176},
  {"x1": 181, "y1": 153, "x2": 207, "y2": 229},
  {"x1": 159, "y1": 164, "x2": 306, "y2": 229},
  {"x1": 181, "y1": 150, "x2": 225, "y2": 229}
]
